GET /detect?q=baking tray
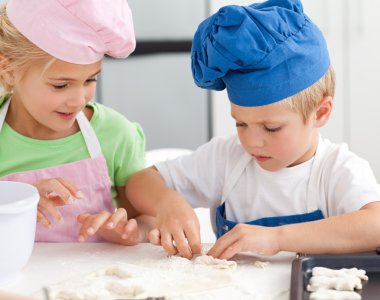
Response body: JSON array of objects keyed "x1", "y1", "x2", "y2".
[{"x1": 290, "y1": 251, "x2": 380, "y2": 300}]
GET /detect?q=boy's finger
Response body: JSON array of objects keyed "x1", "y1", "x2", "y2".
[
  {"x1": 148, "y1": 228, "x2": 161, "y2": 245},
  {"x1": 172, "y1": 231, "x2": 192, "y2": 259},
  {"x1": 160, "y1": 231, "x2": 178, "y2": 255},
  {"x1": 184, "y1": 225, "x2": 202, "y2": 255}
]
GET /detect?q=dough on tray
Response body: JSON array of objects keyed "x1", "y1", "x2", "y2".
[
  {"x1": 312, "y1": 267, "x2": 368, "y2": 281},
  {"x1": 309, "y1": 289, "x2": 362, "y2": 300},
  {"x1": 307, "y1": 275, "x2": 363, "y2": 292}
]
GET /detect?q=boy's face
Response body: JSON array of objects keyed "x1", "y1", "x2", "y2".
[{"x1": 231, "y1": 102, "x2": 319, "y2": 172}]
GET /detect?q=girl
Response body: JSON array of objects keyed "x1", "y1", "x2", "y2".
[{"x1": 0, "y1": 0, "x2": 152, "y2": 244}]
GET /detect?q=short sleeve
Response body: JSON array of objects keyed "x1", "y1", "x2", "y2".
[{"x1": 155, "y1": 135, "x2": 238, "y2": 208}]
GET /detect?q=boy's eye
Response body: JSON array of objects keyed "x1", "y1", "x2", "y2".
[
  {"x1": 86, "y1": 78, "x2": 97, "y2": 84},
  {"x1": 236, "y1": 122, "x2": 247, "y2": 128},
  {"x1": 264, "y1": 126, "x2": 282, "y2": 133}
]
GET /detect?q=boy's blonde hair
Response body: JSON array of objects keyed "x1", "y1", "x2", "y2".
[
  {"x1": 278, "y1": 65, "x2": 336, "y2": 122},
  {"x1": 0, "y1": 6, "x2": 50, "y2": 93}
]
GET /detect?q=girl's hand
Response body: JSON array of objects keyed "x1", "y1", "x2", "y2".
[
  {"x1": 207, "y1": 224, "x2": 281, "y2": 259},
  {"x1": 33, "y1": 178, "x2": 83, "y2": 227},
  {"x1": 77, "y1": 208, "x2": 142, "y2": 245},
  {"x1": 148, "y1": 190, "x2": 202, "y2": 259}
]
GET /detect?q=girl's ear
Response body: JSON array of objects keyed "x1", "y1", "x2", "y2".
[
  {"x1": 314, "y1": 96, "x2": 333, "y2": 128},
  {"x1": 0, "y1": 54, "x2": 15, "y2": 86}
]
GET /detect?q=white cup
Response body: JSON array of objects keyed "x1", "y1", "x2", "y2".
[{"x1": 0, "y1": 181, "x2": 39, "y2": 285}]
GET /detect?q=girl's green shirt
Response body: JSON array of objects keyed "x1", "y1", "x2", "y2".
[{"x1": 0, "y1": 95, "x2": 146, "y2": 203}]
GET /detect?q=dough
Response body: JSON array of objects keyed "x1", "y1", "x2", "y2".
[
  {"x1": 307, "y1": 275, "x2": 362, "y2": 292},
  {"x1": 254, "y1": 260, "x2": 270, "y2": 268},
  {"x1": 193, "y1": 255, "x2": 237, "y2": 269},
  {"x1": 309, "y1": 289, "x2": 362, "y2": 300},
  {"x1": 312, "y1": 267, "x2": 368, "y2": 281},
  {"x1": 105, "y1": 282, "x2": 144, "y2": 297},
  {"x1": 90, "y1": 266, "x2": 131, "y2": 279}
]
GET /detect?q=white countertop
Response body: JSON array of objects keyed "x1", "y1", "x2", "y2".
[{"x1": 1, "y1": 243, "x2": 295, "y2": 299}]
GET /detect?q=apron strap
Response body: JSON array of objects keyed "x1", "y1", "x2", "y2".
[
  {"x1": 221, "y1": 152, "x2": 252, "y2": 204},
  {"x1": 305, "y1": 138, "x2": 338, "y2": 212},
  {"x1": 0, "y1": 98, "x2": 11, "y2": 133},
  {"x1": 76, "y1": 111, "x2": 102, "y2": 158}
]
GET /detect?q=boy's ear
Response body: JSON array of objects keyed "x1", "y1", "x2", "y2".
[{"x1": 314, "y1": 96, "x2": 333, "y2": 128}]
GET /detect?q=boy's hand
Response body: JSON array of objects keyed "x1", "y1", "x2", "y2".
[
  {"x1": 150, "y1": 190, "x2": 202, "y2": 259},
  {"x1": 207, "y1": 224, "x2": 281, "y2": 259},
  {"x1": 77, "y1": 208, "x2": 142, "y2": 245},
  {"x1": 33, "y1": 178, "x2": 83, "y2": 227}
]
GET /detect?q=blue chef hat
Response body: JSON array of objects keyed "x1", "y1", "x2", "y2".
[{"x1": 191, "y1": 0, "x2": 330, "y2": 106}]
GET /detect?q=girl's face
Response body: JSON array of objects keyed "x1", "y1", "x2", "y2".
[
  {"x1": 231, "y1": 102, "x2": 319, "y2": 171},
  {"x1": 9, "y1": 58, "x2": 101, "y2": 139}
]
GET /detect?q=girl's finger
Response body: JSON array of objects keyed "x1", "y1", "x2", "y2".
[
  {"x1": 56, "y1": 178, "x2": 84, "y2": 199},
  {"x1": 37, "y1": 210, "x2": 50, "y2": 227},
  {"x1": 79, "y1": 211, "x2": 111, "y2": 240},
  {"x1": 122, "y1": 218, "x2": 138, "y2": 239},
  {"x1": 106, "y1": 208, "x2": 127, "y2": 229},
  {"x1": 38, "y1": 198, "x2": 63, "y2": 224}
]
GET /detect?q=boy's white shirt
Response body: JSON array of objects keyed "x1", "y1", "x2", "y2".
[{"x1": 156, "y1": 134, "x2": 380, "y2": 224}]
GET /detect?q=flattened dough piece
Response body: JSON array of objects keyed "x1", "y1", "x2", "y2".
[
  {"x1": 312, "y1": 267, "x2": 368, "y2": 281},
  {"x1": 194, "y1": 255, "x2": 237, "y2": 269},
  {"x1": 307, "y1": 275, "x2": 362, "y2": 292},
  {"x1": 310, "y1": 289, "x2": 361, "y2": 300}
]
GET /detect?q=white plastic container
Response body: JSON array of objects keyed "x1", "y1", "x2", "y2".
[{"x1": 0, "y1": 181, "x2": 39, "y2": 285}]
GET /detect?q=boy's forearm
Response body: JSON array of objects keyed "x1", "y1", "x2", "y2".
[
  {"x1": 126, "y1": 167, "x2": 171, "y2": 217},
  {"x1": 278, "y1": 202, "x2": 380, "y2": 254}
]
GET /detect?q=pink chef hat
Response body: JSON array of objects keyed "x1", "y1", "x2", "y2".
[{"x1": 6, "y1": 0, "x2": 136, "y2": 64}]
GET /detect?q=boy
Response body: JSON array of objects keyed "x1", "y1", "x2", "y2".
[{"x1": 126, "y1": 0, "x2": 380, "y2": 259}]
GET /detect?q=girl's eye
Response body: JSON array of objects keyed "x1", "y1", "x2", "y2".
[
  {"x1": 264, "y1": 126, "x2": 282, "y2": 133},
  {"x1": 52, "y1": 84, "x2": 67, "y2": 89}
]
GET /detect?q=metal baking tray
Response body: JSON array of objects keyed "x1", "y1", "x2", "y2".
[{"x1": 290, "y1": 251, "x2": 380, "y2": 300}]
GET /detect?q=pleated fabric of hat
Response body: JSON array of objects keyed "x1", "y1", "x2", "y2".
[
  {"x1": 6, "y1": 0, "x2": 136, "y2": 64},
  {"x1": 191, "y1": 0, "x2": 330, "y2": 106}
]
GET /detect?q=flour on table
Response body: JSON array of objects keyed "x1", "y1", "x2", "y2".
[
  {"x1": 43, "y1": 260, "x2": 233, "y2": 300},
  {"x1": 194, "y1": 255, "x2": 237, "y2": 269}
]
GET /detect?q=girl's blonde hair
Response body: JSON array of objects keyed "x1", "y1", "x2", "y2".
[
  {"x1": 0, "y1": 5, "x2": 50, "y2": 93},
  {"x1": 277, "y1": 65, "x2": 336, "y2": 122}
]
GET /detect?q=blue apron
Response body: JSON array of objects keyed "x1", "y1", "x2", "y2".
[{"x1": 215, "y1": 150, "x2": 326, "y2": 239}]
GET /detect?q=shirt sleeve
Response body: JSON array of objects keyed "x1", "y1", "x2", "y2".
[
  {"x1": 326, "y1": 144, "x2": 380, "y2": 216},
  {"x1": 91, "y1": 103, "x2": 146, "y2": 187},
  {"x1": 155, "y1": 136, "x2": 235, "y2": 209}
]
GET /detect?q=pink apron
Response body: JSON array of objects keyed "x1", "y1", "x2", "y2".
[{"x1": 0, "y1": 99, "x2": 113, "y2": 242}]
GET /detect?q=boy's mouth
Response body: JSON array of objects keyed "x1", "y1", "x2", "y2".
[{"x1": 252, "y1": 154, "x2": 271, "y2": 162}]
